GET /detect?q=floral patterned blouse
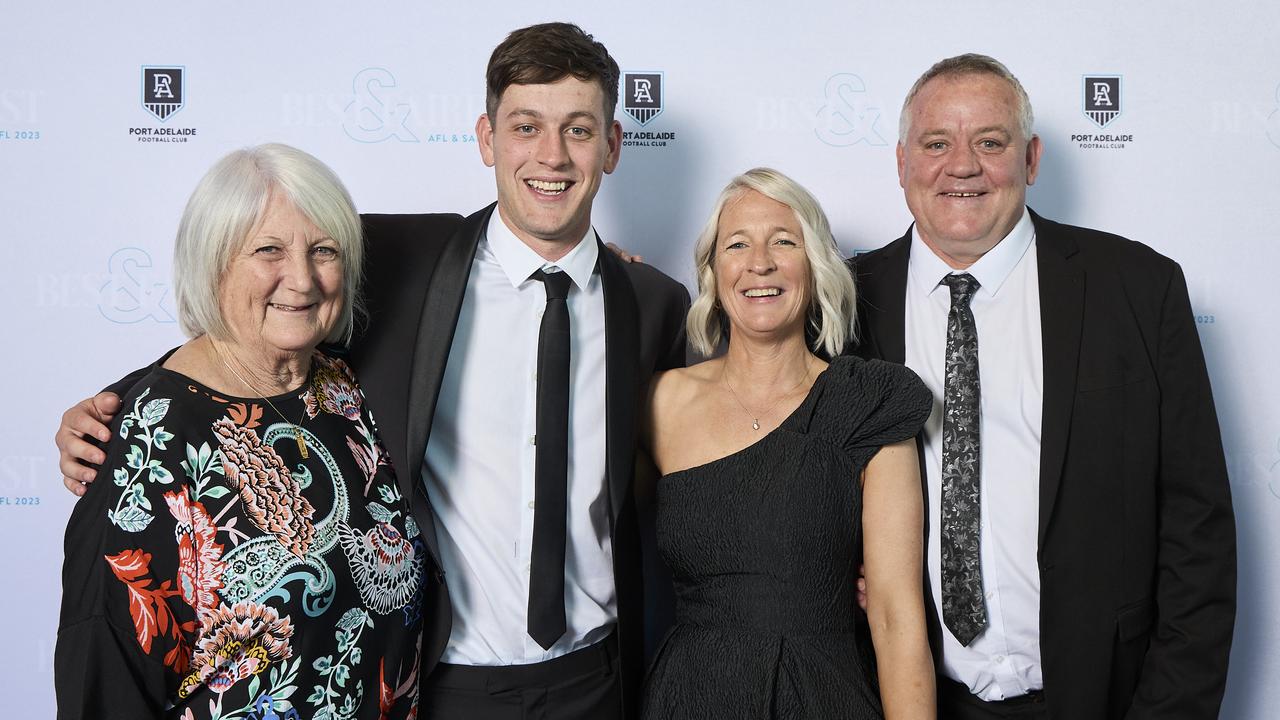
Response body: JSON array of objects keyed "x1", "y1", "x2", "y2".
[{"x1": 57, "y1": 352, "x2": 425, "y2": 720}]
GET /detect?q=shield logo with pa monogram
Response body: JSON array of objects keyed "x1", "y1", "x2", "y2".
[
  {"x1": 142, "y1": 66, "x2": 185, "y2": 122},
  {"x1": 1083, "y1": 75, "x2": 1121, "y2": 128},
  {"x1": 623, "y1": 72, "x2": 663, "y2": 126}
]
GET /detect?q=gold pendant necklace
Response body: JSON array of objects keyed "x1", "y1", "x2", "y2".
[
  {"x1": 721, "y1": 363, "x2": 812, "y2": 432},
  {"x1": 213, "y1": 343, "x2": 310, "y2": 459}
]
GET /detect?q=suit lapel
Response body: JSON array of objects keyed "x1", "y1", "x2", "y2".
[
  {"x1": 402, "y1": 205, "x2": 491, "y2": 501},
  {"x1": 857, "y1": 231, "x2": 911, "y2": 363},
  {"x1": 1032, "y1": 210, "x2": 1084, "y2": 549},
  {"x1": 597, "y1": 240, "x2": 640, "y2": 522}
]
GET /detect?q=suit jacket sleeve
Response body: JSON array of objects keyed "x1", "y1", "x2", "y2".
[
  {"x1": 658, "y1": 290, "x2": 691, "y2": 372},
  {"x1": 1128, "y1": 262, "x2": 1235, "y2": 719}
]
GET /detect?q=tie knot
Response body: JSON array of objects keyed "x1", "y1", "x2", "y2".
[
  {"x1": 941, "y1": 273, "x2": 980, "y2": 305},
  {"x1": 534, "y1": 268, "x2": 572, "y2": 301}
]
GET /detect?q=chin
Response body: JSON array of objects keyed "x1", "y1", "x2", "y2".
[
  {"x1": 529, "y1": 215, "x2": 581, "y2": 240},
  {"x1": 733, "y1": 314, "x2": 805, "y2": 340},
  {"x1": 262, "y1": 332, "x2": 328, "y2": 355}
]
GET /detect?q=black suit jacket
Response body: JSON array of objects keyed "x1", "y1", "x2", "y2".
[
  {"x1": 350, "y1": 205, "x2": 689, "y2": 713},
  {"x1": 850, "y1": 209, "x2": 1235, "y2": 719}
]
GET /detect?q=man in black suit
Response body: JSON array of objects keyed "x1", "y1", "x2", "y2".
[
  {"x1": 852, "y1": 54, "x2": 1235, "y2": 719},
  {"x1": 56, "y1": 23, "x2": 687, "y2": 720}
]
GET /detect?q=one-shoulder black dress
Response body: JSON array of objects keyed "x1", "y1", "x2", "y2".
[{"x1": 642, "y1": 356, "x2": 932, "y2": 719}]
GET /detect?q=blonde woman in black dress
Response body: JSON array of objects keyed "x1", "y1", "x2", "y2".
[{"x1": 642, "y1": 169, "x2": 935, "y2": 719}]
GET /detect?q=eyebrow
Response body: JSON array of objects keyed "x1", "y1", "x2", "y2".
[
  {"x1": 254, "y1": 234, "x2": 335, "y2": 243},
  {"x1": 918, "y1": 125, "x2": 1012, "y2": 139},
  {"x1": 505, "y1": 108, "x2": 601, "y2": 124},
  {"x1": 723, "y1": 226, "x2": 799, "y2": 240}
]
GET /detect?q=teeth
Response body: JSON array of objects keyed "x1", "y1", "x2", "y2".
[
  {"x1": 527, "y1": 179, "x2": 568, "y2": 193},
  {"x1": 270, "y1": 303, "x2": 307, "y2": 311},
  {"x1": 946, "y1": 192, "x2": 981, "y2": 197},
  {"x1": 744, "y1": 288, "x2": 781, "y2": 297}
]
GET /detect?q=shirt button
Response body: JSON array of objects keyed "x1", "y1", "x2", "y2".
[
  {"x1": 985, "y1": 590, "x2": 994, "y2": 600},
  {"x1": 525, "y1": 563, "x2": 531, "y2": 573},
  {"x1": 530, "y1": 435, "x2": 537, "y2": 446},
  {"x1": 994, "y1": 655, "x2": 1005, "y2": 663},
  {"x1": 528, "y1": 501, "x2": 536, "y2": 509}
]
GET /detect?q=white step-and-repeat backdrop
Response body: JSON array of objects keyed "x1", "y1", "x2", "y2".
[{"x1": 4, "y1": 1, "x2": 1278, "y2": 716}]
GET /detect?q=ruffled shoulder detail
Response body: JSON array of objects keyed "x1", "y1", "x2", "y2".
[{"x1": 800, "y1": 355, "x2": 933, "y2": 463}]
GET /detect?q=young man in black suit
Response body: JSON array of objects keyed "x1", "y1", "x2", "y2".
[
  {"x1": 852, "y1": 54, "x2": 1235, "y2": 719},
  {"x1": 56, "y1": 23, "x2": 687, "y2": 720}
]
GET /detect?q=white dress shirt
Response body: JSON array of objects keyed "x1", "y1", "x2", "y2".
[
  {"x1": 423, "y1": 210, "x2": 615, "y2": 665},
  {"x1": 903, "y1": 208, "x2": 1045, "y2": 700}
]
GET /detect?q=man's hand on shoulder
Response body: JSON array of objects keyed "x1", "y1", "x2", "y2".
[
  {"x1": 56, "y1": 392, "x2": 121, "y2": 496},
  {"x1": 606, "y1": 242, "x2": 643, "y2": 264}
]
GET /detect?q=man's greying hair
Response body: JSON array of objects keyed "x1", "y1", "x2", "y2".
[
  {"x1": 485, "y1": 22, "x2": 620, "y2": 120},
  {"x1": 898, "y1": 53, "x2": 1035, "y2": 141}
]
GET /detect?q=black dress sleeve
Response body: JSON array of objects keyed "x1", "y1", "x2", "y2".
[
  {"x1": 57, "y1": 376, "x2": 203, "y2": 719},
  {"x1": 810, "y1": 356, "x2": 933, "y2": 468}
]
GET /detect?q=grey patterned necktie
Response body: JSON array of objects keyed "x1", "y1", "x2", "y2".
[{"x1": 940, "y1": 273, "x2": 987, "y2": 647}]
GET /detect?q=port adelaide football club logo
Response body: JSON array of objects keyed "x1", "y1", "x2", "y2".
[
  {"x1": 621, "y1": 71, "x2": 675, "y2": 148},
  {"x1": 143, "y1": 67, "x2": 184, "y2": 120},
  {"x1": 1070, "y1": 74, "x2": 1132, "y2": 150},
  {"x1": 130, "y1": 66, "x2": 198, "y2": 144},
  {"x1": 1083, "y1": 75, "x2": 1121, "y2": 127}
]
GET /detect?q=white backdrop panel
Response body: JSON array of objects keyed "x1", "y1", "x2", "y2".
[{"x1": 3, "y1": 2, "x2": 1277, "y2": 717}]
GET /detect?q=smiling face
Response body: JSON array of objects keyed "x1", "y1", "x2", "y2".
[
  {"x1": 714, "y1": 190, "x2": 812, "y2": 344},
  {"x1": 477, "y1": 75, "x2": 622, "y2": 260},
  {"x1": 217, "y1": 191, "x2": 344, "y2": 362},
  {"x1": 897, "y1": 73, "x2": 1043, "y2": 268}
]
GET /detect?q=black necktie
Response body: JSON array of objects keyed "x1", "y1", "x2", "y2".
[
  {"x1": 939, "y1": 273, "x2": 987, "y2": 647},
  {"x1": 528, "y1": 268, "x2": 572, "y2": 650}
]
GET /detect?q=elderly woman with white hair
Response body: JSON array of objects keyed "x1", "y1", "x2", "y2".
[
  {"x1": 642, "y1": 169, "x2": 936, "y2": 719},
  {"x1": 56, "y1": 144, "x2": 424, "y2": 719}
]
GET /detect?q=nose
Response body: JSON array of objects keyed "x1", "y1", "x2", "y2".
[
  {"x1": 535, "y1": 130, "x2": 570, "y2": 168},
  {"x1": 944, "y1": 144, "x2": 981, "y2": 178},
  {"x1": 283, "y1": 247, "x2": 319, "y2": 293},
  {"x1": 748, "y1": 242, "x2": 776, "y2": 274}
]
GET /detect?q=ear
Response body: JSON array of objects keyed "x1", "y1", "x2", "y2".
[
  {"x1": 476, "y1": 114, "x2": 496, "y2": 168},
  {"x1": 895, "y1": 142, "x2": 907, "y2": 189},
  {"x1": 603, "y1": 119, "x2": 623, "y2": 174},
  {"x1": 1025, "y1": 134, "x2": 1044, "y2": 186}
]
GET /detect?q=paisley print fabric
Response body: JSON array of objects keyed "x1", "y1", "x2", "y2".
[
  {"x1": 57, "y1": 350, "x2": 424, "y2": 720},
  {"x1": 212, "y1": 417, "x2": 317, "y2": 559}
]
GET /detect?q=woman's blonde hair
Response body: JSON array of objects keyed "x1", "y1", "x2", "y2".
[{"x1": 686, "y1": 168, "x2": 856, "y2": 357}]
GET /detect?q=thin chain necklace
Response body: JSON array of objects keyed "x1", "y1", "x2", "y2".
[
  {"x1": 211, "y1": 342, "x2": 310, "y2": 459},
  {"x1": 721, "y1": 362, "x2": 812, "y2": 431}
]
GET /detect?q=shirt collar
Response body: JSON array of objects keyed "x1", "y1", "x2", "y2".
[
  {"x1": 484, "y1": 208, "x2": 599, "y2": 291},
  {"x1": 908, "y1": 206, "x2": 1035, "y2": 298}
]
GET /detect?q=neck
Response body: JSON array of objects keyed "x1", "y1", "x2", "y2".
[
  {"x1": 721, "y1": 331, "x2": 817, "y2": 389},
  {"x1": 204, "y1": 336, "x2": 312, "y2": 396},
  {"x1": 918, "y1": 234, "x2": 986, "y2": 270},
  {"x1": 917, "y1": 215, "x2": 1022, "y2": 270},
  {"x1": 495, "y1": 204, "x2": 589, "y2": 263}
]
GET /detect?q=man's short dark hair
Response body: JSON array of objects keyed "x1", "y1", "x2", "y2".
[{"x1": 485, "y1": 22, "x2": 620, "y2": 121}]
